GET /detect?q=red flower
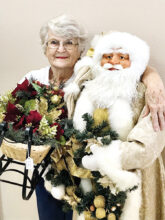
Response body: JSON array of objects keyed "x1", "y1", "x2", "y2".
[
  {"x1": 4, "y1": 103, "x2": 22, "y2": 122},
  {"x1": 58, "y1": 89, "x2": 64, "y2": 97},
  {"x1": 51, "y1": 89, "x2": 64, "y2": 96},
  {"x1": 33, "y1": 127, "x2": 39, "y2": 133},
  {"x1": 59, "y1": 107, "x2": 68, "y2": 119},
  {"x1": 12, "y1": 78, "x2": 37, "y2": 98},
  {"x1": 51, "y1": 122, "x2": 64, "y2": 140},
  {"x1": 31, "y1": 91, "x2": 37, "y2": 96},
  {"x1": 26, "y1": 111, "x2": 42, "y2": 128},
  {"x1": 13, "y1": 115, "x2": 26, "y2": 130}
]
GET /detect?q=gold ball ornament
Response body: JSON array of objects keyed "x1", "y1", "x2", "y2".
[
  {"x1": 51, "y1": 95, "x2": 60, "y2": 104},
  {"x1": 46, "y1": 90, "x2": 52, "y2": 94},
  {"x1": 53, "y1": 86, "x2": 59, "y2": 91},
  {"x1": 83, "y1": 211, "x2": 95, "y2": 220},
  {"x1": 94, "y1": 195, "x2": 105, "y2": 208},
  {"x1": 93, "y1": 108, "x2": 109, "y2": 127},
  {"x1": 107, "y1": 213, "x2": 116, "y2": 220},
  {"x1": 95, "y1": 208, "x2": 106, "y2": 219}
]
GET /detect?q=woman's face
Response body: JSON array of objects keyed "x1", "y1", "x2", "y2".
[{"x1": 45, "y1": 31, "x2": 81, "y2": 70}]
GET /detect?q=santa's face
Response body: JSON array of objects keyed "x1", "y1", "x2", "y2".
[{"x1": 100, "y1": 52, "x2": 131, "y2": 70}]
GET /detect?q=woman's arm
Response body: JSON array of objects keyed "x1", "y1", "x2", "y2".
[{"x1": 142, "y1": 66, "x2": 165, "y2": 131}]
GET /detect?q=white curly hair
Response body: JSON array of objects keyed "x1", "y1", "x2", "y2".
[{"x1": 40, "y1": 14, "x2": 88, "y2": 54}]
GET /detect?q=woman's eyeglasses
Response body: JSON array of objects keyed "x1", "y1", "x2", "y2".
[{"x1": 46, "y1": 39, "x2": 79, "y2": 50}]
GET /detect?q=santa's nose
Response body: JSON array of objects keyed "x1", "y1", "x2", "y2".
[{"x1": 109, "y1": 55, "x2": 119, "y2": 65}]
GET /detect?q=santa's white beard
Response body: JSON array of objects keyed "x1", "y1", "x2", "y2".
[{"x1": 84, "y1": 64, "x2": 141, "y2": 108}]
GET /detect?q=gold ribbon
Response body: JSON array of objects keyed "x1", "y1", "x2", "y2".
[{"x1": 51, "y1": 137, "x2": 93, "y2": 179}]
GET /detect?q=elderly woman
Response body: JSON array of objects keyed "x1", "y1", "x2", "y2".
[{"x1": 21, "y1": 15, "x2": 165, "y2": 220}]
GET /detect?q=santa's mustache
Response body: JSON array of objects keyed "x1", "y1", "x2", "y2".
[{"x1": 103, "y1": 63, "x2": 123, "y2": 70}]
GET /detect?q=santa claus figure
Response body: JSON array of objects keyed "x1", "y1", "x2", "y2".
[
  {"x1": 46, "y1": 32, "x2": 165, "y2": 220},
  {"x1": 73, "y1": 31, "x2": 149, "y2": 140}
]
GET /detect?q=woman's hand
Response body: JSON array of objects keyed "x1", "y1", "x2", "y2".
[{"x1": 142, "y1": 66, "x2": 165, "y2": 131}]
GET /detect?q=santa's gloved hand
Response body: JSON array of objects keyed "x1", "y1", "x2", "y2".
[
  {"x1": 44, "y1": 178, "x2": 65, "y2": 200},
  {"x1": 82, "y1": 141, "x2": 122, "y2": 173},
  {"x1": 51, "y1": 184, "x2": 65, "y2": 200},
  {"x1": 82, "y1": 144, "x2": 100, "y2": 171},
  {"x1": 83, "y1": 141, "x2": 140, "y2": 190}
]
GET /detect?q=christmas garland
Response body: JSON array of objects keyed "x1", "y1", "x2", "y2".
[{"x1": 46, "y1": 114, "x2": 138, "y2": 220}]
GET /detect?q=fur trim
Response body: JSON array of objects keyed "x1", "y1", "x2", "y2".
[
  {"x1": 73, "y1": 89, "x2": 94, "y2": 131},
  {"x1": 83, "y1": 141, "x2": 140, "y2": 190},
  {"x1": 80, "y1": 178, "x2": 93, "y2": 193},
  {"x1": 64, "y1": 82, "x2": 80, "y2": 101},
  {"x1": 75, "y1": 213, "x2": 85, "y2": 220},
  {"x1": 82, "y1": 142, "x2": 141, "y2": 220},
  {"x1": 93, "y1": 31, "x2": 150, "y2": 77},
  {"x1": 51, "y1": 184, "x2": 65, "y2": 200},
  {"x1": 120, "y1": 177, "x2": 141, "y2": 220},
  {"x1": 108, "y1": 98, "x2": 134, "y2": 141},
  {"x1": 74, "y1": 56, "x2": 93, "y2": 74},
  {"x1": 90, "y1": 34, "x2": 103, "y2": 49}
]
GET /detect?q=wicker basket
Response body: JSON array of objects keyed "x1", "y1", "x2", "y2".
[{"x1": 1, "y1": 139, "x2": 51, "y2": 164}]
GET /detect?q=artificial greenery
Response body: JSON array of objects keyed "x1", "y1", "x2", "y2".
[
  {"x1": 62, "y1": 113, "x2": 118, "y2": 144},
  {"x1": 5, "y1": 122, "x2": 63, "y2": 148},
  {"x1": 73, "y1": 144, "x2": 89, "y2": 166},
  {"x1": 74, "y1": 175, "x2": 129, "y2": 219},
  {"x1": 76, "y1": 191, "x2": 95, "y2": 214},
  {"x1": 5, "y1": 123, "x2": 25, "y2": 143},
  {"x1": 62, "y1": 201, "x2": 72, "y2": 213},
  {"x1": 61, "y1": 119, "x2": 75, "y2": 140},
  {"x1": 46, "y1": 169, "x2": 73, "y2": 187},
  {"x1": 75, "y1": 113, "x2": 118, "y2": 143}
]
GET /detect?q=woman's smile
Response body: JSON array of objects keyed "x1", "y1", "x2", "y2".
[{"x1": 55, "y1": 56, "x2": 69, "y2": 59}]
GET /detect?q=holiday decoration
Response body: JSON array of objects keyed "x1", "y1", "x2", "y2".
[
  {"x1": 93, "y1": 195, "x2": 105, "y2": 208},
  {"x1": 95, "y1": 207, "x2": 106, "y2": 219},
  {"x1": 107, "y1": 213, "x2": 116, "y2": 220},
  {"x1": 0, "y1": 78, "x2": 67, "y2": 163},
  {"x1": 45, "y1": 113, "x2": 138, "y2": 220}
]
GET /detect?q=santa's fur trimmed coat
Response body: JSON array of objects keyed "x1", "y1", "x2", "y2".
[{"x1": 64, "y1": 66, "x2": 165, "y2": 220}]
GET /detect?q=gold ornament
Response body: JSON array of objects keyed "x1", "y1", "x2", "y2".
[
  {"x1": 53, "y1": 86, "x2": 59, "y2": 91},
  {"x1": 94, "y1": 195, "x2": 105, "y2": 208},
  {"x1": 84, "y1": 211, "x2": 95, "y2": 220},
  {"x1": 51, "y1": 95, "x2": 61, "y2": 104},
  {"x1": 86, "y1": 47, "x2": 94, "y2": 57},
  {"x1": 93, "y1": 108, "x2": 110, "y2": 132},
  {"x1": 47, "y1": 108, "x2": 62, "y2": 123},
  {"x1": 107, "y1": 213, "x2": 116, "y2": 220},
  {"x1": 0, "y1": 113, "x2": 5, "y2": 123},
  {"x1": 39, "y1": 96, "x2": 48, "y2": 116},
  {"x1": 95, "y1": 208, "x2": 106, "y2": 219}
]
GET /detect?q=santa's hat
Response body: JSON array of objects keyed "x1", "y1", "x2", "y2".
[{"x1": 93, "y1": 31, "x2": 150, "y2": 75}]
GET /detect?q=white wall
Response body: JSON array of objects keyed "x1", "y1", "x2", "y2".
[{"x1": 0, "y1": 0, "x2": 165, "y2": 219}]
